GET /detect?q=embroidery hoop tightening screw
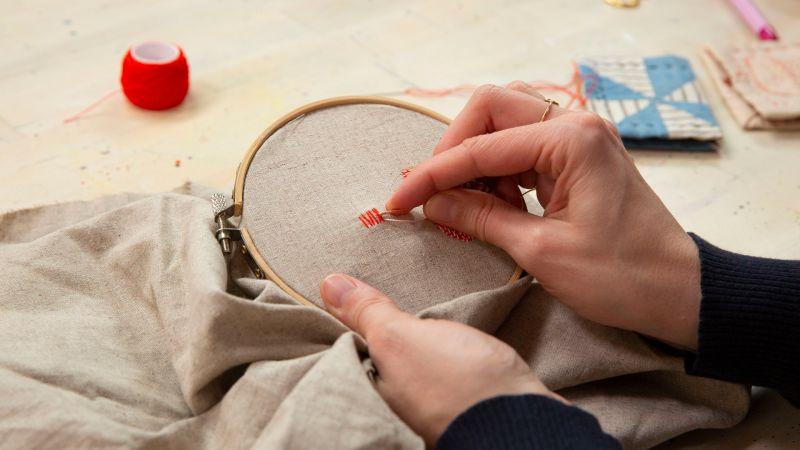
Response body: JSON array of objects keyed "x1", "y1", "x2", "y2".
[{"x1": 211, "y1": 193, "x2": 240, "y2": 254}]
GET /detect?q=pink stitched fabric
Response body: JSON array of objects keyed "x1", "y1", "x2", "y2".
[{"x1": 702, "y1": 43, "x2": 800, "y2": 130}]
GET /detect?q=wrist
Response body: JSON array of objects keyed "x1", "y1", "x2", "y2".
[
  {"x1": 511, "y1": 375, "x2": 569, "y2": 405},
  {"x1": 638, "y1": 231, "x2": 701, "y2": 350},
  {"x1": 431, "y1": 373, "x2": 564, "y2": 444}
]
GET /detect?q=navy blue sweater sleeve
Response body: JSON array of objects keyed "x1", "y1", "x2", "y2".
[
  {"x1": 438, "y1": 234, "x2": 799, "y2": 450},
  {"x1": 437, "y1": 395, "x2": 620, "y2": 450},
  {"x1": 685, "y1": 233, "x2": 800, "y2": 405}
]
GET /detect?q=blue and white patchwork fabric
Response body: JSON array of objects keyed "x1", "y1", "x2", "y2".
[{"x1": 578, "y1": 55, "x2": 721, "y2": 145}]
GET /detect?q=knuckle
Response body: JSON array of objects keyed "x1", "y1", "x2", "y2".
[
  {"x1": 462, "y1": 132, "x2": 500, "y2": 154},
  {"x1": 520, "y1": 225, "x2": 550, "y2": 259},
  {"x1": 461, "y1": 135, "x2": 494, "y2": 178},
  {"x1": 460, "y1": 135, "x2": 482, "y2": 152},
  {"x1": 471, "y1": 196, "x2": 497, "y2": 241},
  {"x1": 495, "y1": 343, "x2": 523, "y2": 369},
  {"x1": 602, "y1": 118, "x2": 622, "y2": 140},
  {"x1": 368, "y1": 320, "x2": 405, "y2": 355},
  {"x1": 459, "y1": 135, "x2": 490, "y2": 174},
  {"x1": 478, "y1": 336, "x2": 522, "y2": 369},
  {"x1": 506, "y1": 80, "x2": 544, "y2": 98},
  {"x1": 571, "y1": 111, "x2": 608, "y2": 131},
  {"x1": 506, "y1": 80, "x2": 529, "y2": 90},
  {"x1": 349, "y1": 294, "x2": 389, "y2": 333},
  {"x1": 472, "y1": 84, "x2": 504, "y2": 106},
  {"x1": 569, "y1": 113, "x2": 616, "y2": 155},
  {"x1": 621, "y1": 148, "x2": 635, "y2": 163}
]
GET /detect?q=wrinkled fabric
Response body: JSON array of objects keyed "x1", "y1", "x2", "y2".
[{"x1": 0, "y1": 186, "x2": 749, "y2": 449}]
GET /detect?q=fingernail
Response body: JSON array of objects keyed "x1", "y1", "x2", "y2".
[
  {"x1": 384, "y1": 205, "x2": 411, "y2": 215},
  {"x1": 424, "y1": 192, "x2": 459, "y2": 223},
  {"x1": 384, "y1": 197, "x2": 407, "y2": 215},
  {"x1": 321, "y1": 274, "x2": 357, "y2": 309}
]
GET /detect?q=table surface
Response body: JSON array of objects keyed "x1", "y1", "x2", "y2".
[{"x1": 2, "y1": 0, "x2": 798, "y2": 447}]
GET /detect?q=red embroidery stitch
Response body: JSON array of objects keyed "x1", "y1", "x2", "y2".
[
  {"x1": 358, "y1": 208, "x2": 385, "y2": 228},
  {"x1": 436, "y1": 224, "x2": 473, "y2": 242},
  {"x1": 400, "y1": 167, "x2": 412, "y2": 178}
]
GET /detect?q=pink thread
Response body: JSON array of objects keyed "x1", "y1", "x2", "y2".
[
  {"x1": 381, "y1": 63, "x2": 593, "y2": 110},
  {"x1": 742, "y1": 54, "x2": 800, "y2": 96},
  {"x1": 404, "y1": 85, "x2": 477, "y2": 97},
  {"x1": 63, "y1": 90, "x2": 120, "y2": 124}
]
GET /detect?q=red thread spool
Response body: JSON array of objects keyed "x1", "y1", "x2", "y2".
[{"x1": 121, "y1": 41, "x2": 189, "y2": 110}]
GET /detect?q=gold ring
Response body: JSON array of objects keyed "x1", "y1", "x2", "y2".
[{"x1": 539, "y1": 98, "x2": 558, "y2": 123}]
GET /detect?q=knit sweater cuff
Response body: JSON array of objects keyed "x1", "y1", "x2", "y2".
[
  {"x1": 436, "y1": 394, "x2": 620, "y2": 450},
  {"x1": 686, "y1": 233, "x2": 800, "y2": 405}
]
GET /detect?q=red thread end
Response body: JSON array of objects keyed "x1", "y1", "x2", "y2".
[{"x1": 359, "y1": 208, "x2": 385, "y2": 228}]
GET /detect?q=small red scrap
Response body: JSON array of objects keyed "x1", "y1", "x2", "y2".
[{"x1": 358, "y1": 208, "x2": 385, "y2": 228}]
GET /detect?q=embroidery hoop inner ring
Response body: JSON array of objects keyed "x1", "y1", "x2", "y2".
[{"x1": 232, "y1": 95, "x2": 524, "y2": 308}]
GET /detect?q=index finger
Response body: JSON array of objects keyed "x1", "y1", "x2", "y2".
[
  {"x1": 387, "y1": 120, "x2": 568, "y2": 213},
  {"x1": 433, "y1": 84, "x2": 569, "y2": 155}
]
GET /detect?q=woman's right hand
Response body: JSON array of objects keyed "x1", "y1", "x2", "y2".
[{"x1": 387, "y1": 83, "x2": 702, "y2": 350}]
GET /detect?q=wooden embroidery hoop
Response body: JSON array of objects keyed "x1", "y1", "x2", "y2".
[{"x1": 216, "y1": 95, "x2": 524, "y2": 308}]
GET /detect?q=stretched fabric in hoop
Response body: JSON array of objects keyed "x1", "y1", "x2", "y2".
[{"x1": 240, "y1": 103, "x2": 517, "y2": 312}]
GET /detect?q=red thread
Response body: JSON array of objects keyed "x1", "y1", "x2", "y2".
[
  {"x1": 358, "y1": 208, "x2": 385, "y2": 228},
  {"x1": 121, "y1": 41, "x2": 190, "y2": 110},
  {"x1": 398, "y1": 167, "x2": 474, "y2": 241},
  {"x1": 436, "y1": 224, "x2": 473, "y2": 241}
]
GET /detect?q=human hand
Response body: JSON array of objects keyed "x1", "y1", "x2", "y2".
[
  {"x1": 386, "y1": 82, "x2": 702, "y2": 350},
  {"x1": 320, "y1": 273, "x2": 562, "y2": 447}
]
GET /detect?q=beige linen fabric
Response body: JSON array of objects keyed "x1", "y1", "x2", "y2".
[
  {"x1": 242, "y1": 104, "x2": 517, "y2": 312},
  {"x1": 0, "y1": 185, "x2": 748, "y2": 449},
  {"x1": 702, "y1": 44, "x2": 800, "y2": 130}
]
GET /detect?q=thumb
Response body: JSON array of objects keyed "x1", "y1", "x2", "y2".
[
  {"x1": 423, "y1": 189, "x2": 542, "y2": 255},
  {"x1": 320, "y1": 273, "x2": 412, "y2": 340}
]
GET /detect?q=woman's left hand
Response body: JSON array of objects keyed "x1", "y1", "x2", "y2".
[{"x1": 320, "y1": 273, "x2": 564, "y2": 447}]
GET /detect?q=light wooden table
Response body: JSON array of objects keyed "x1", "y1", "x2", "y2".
[{"x1": 2, "y1": 0, "x2": 798, "y2": 447}]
